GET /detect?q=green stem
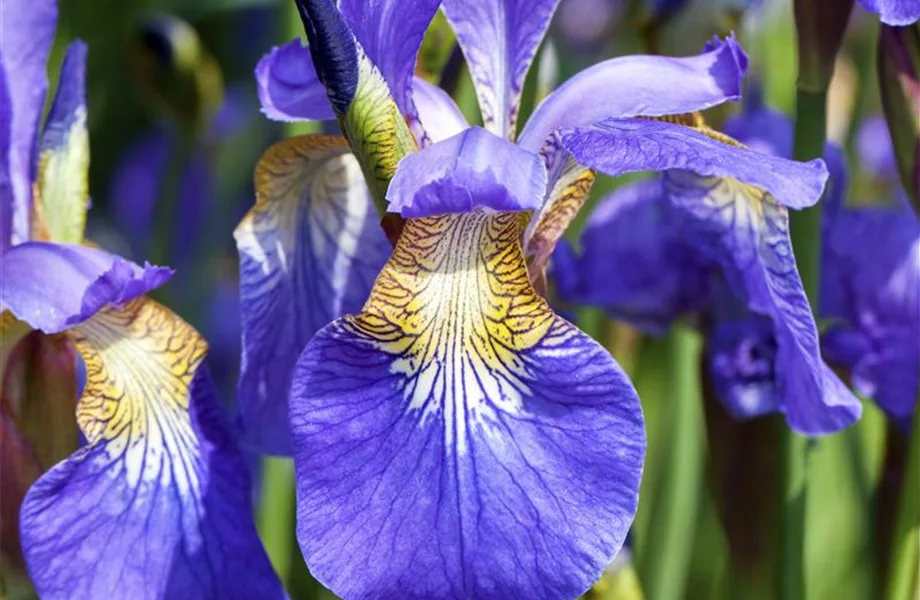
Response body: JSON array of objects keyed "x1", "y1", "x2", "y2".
[
  {"x1": 256, "y1": 457, "x2": 296, "y2": 585},
  {"x1": 885, "y1": 405, "x2": 920, "y2": 600},
  {"x1": 782, "y1": 86, "x2": 828, "y2": 600},
  {"x1": 639, "y1": 325, "x2": 704, "y2": 600}
]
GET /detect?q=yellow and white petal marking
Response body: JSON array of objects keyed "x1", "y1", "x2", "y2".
[
  {"x1": 524, "y1": 156, "x2": 595, "y2": 279},
  {"x1": 343, "y1": 211, "x2": 560, "y2": 452},
  {"x1": 70, "y1": 297, "x2": 207, "y2": 489},
  {"x1": 234, "y1": 134, "x2": 389, "y2": 454}
]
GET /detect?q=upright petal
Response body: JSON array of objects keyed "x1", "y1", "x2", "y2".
[
  {"x1": 517, "y1": 35, "x2": 748, "y2": 157},
  {"x1": 0, "y1": 0, "x2": 57, "y2": 243},
  {"x1": 20, "y1": 298, "x2": 285, "y2": 600},
  {"x1": 412, "y1": 77, "x2": 470, "y2": 144},
  {"x1": 339, "y1": 0, "x2": 442, "y2": 138},
  {"x1": 255, "y1": 39, "x2": 336, "y2": 122},
  {"x1": 0, "y1": 242, "x2": 172, "y2": 334},
  {"x1": 552, "y1": 179, "x2": 709, "y2": 333},
  {"x1": 857, "y1": 0, "x2": 920, "y2": 25},
  {"x1": 37, "y1": 41, "x2": 90, "y2": 244},
  {"x1": 442, "y1": 0, "x2": 562, "y2": 139},
  {"x1": 386, "y1": 127, "x2": 547, "y2": 217},
  {"x1": 234, "y1": 135, "x2": 389, "y2": 455},
  {"x1": 291, "y1": 212, "x2": 645, "y2": 599},
  {"x1": 662, "y1": 169, "x2": 861, "y2": 434}
]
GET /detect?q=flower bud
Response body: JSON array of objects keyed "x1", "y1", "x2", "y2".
[
  {"x1": 878, "y1": 23, "x2": 920, "y2": 211},
  {"x1": 794, "y1": 0, "x2": 854, "y2": 92}
]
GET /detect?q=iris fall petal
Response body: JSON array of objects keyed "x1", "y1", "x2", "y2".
[
  {"x1": 234, "y1": 135, "x2": 389, "y2": 455},
  {"x1": 291, "y1": 212, "x2": 645, "y2": 600},
  {"x1": 19, "y1": 299, "x2": 285, "y2": 600}
]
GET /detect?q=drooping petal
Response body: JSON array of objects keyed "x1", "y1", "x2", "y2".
[
  {"x1": 662, "y1": 169, "x2": 861, "y2": 434},
  {"x1": 551, "y1": 179, "x2": 709, "y2": 333},
  {"x1": 295, "y1": 0, "x2": 417, "y2": 211},
  {"x1": 705, "y1": 317, "x2": 779, "y2": 419},
  {"x1": 20, "y1": 298, "x2": 285, "y2": 600},
  {"x1": 0, "y1": 0, "x2": 57, "y2": 244},
  {"x1": 523, "y1": 156, "x2": 595, "y2": 276},
  {"x1": 559, "y1": 118, "x2": 828, "y2": 210},
  {"x1": 291, "y1": 212, "x2": 645, "y2": 600},
  {"x1": 517, "y1": 35, "x2": 748, "y2": 157},
  {"x1": 37, "y1": 41, "x2": 90, "y2": 244},
  {"x1": 0, "y1": 242, "x2": 172, "y2": 334},
  {"x1": 339, "y1": 0, "x2": 442, "y2": 137},
  {"x1": 856, "y1": 0, "x2": 920, "y2": 25},
  {"x1": 234, "y1": 135, "x2": 388, "y2": 455},
  {"x1": 441, "y1": 0, "x2": 562, "y2": 139},
  {"x1": 412, "y1": 77, "x2": 470, "y2": 144},
  {"x1": 387, "y1": 127, "x2": 547, "y2": 217},
  {"x1": 821, "y1": 202, "x2": 920, "y2": 419},
  {"x1": 255, "y1": 39, "x2": 335, "y2": 122}
]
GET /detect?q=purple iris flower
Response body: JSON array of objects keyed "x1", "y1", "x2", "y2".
[
  {"x1": 239, "y1": 0, "x2": 840, "y2": 596},
  {"x1": 856, "y1": 0, "x2": 920, "y2": 25},
  {"x1": 554, "y1": 97, "x2": 862, "y2": 434},
  {"x1": 821, "y1": 117, "x2": 920, "y2": 425},
  {"x1": 0, "y1": 2, "x2": 284, "y2": 597}
]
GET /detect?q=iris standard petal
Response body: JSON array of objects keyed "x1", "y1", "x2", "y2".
[
  {"x1": 255, "y1": 39, "x2": 336, "y2": 122},
  {"x1": 0, "y1": 242, "x2": 172, "y2": 334},
  {"x1": 339, "y1": 0, "x2": 441, "y2": 134},
  {"x1": 0, "y1": 0, "x2": 57, "y2": 243},
  {"x1": 386, "y1": 127, "x2": 547, "y2": 217},
  {"x1": 412, "y1": 77, "x2": 470, "y2": 144},
  {"x1": 559, "y1": 118, "x2": 828, "y2": 210},
  {"x1": 37, "y1": 41, "x2": 90, "y2": 244},
  {"x1": 822, "y1": 203, "x2": 920, "y2": 419},
  {"x1": 441, "y1": 0, "x2": 562, "y2": 139},
  {"x1": 291, "y1": 212, "x2": 645, "y2": 600},
  {"x1": 663, "y1": 169, "x2": 862, "y2": 434},
  {"x1": 517, "y1": 35, "x2": 748, "y2": 157},
  {"x1": 19, "y1": 299, "x2": 285, "y2": 600},
  {"x1": 857, "y1": 0, "x2": 920, "y2": 25},
  {"x1": 234, "y1": 135, "x2": 388, "y2": 455},
  {"x1": 553, "y1": 178, "x2": 709, "y2": 333}
]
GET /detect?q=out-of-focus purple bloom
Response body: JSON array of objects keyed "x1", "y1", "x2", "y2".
[
  {"x1": 0, "y1": 3, "x2": 284, "y2": 596},
  {"x1": 822, "y1": 117, "x2": 920, "y2": 424},
  {"x1": 857, "y1": 0, "x2": 920, "y2": 25},
  {"x1": 557, "y1": 98, "x2": 862, "y2": 435},
  {"x1": 554, "y1": 0, "x2": 624, "y2": 51},
  {"x1": 239, "y1": 0, "x2": 850, "y2": 596},
  {"x1": 857, "y1": 115, "x2": 902, "y2": 182}
]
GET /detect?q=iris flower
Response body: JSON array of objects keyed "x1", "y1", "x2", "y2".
[
  {"x1": 238, "y1": 0, "x2": 841, "y2": 596},
  {"x1": 0, "y1": 2, "x2": 283, "y2": 597},
  {"x1": 856, "y1": 0, "x2": 920, "y2": 25},
  {"x1": 554, "y1": 96, "x2": 862, "y2": 434},
  {"x1": 821, "y1": 117, "x2": 920, "y2": 426}
]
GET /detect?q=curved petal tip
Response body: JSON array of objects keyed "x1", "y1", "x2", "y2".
[{"x1": 0, "y1": 242, "x2": 172, "y2": 333}]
